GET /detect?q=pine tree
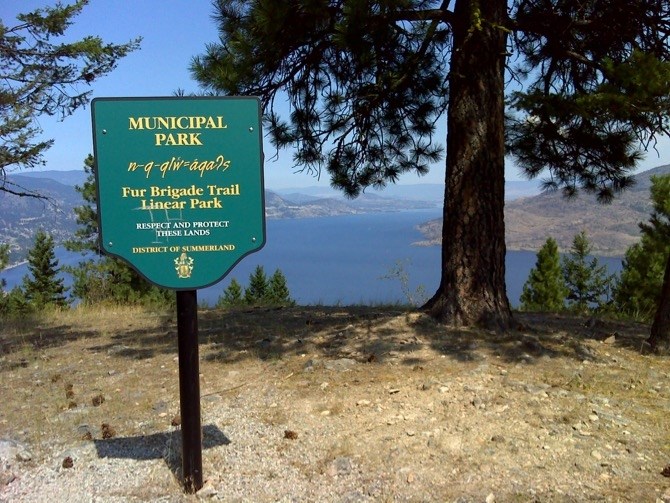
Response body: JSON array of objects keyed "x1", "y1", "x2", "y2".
[
  {"x1": 8, "y1": 287, "x2": 30, "y2": 315},
  {"x1": 1, "y1": 2, "x2": 139, "y2": 196},
  {"x1": 22, "y1": 230, "x2": 68, "y2": 309},
  {"x1": 66, "y1": 155, "x2": 100, "y2": 253},
  {"x1": 649, "y1": 254, "x2": 670, "y2": 353},
  {"x1": 266, "y1": 269, "x2": 294, "y2": 306},
  {"x1": 520, "y1": 237, "x2": 567, "y2": 312},
  {"x1": 192, "y1": 1, "x2": 670, "y2": 329},
  {"x1": 2, "y1": 287, "x2": 32, "y2": 317},
  {"x1": 244, "y1": 266, "x2": 268, "y2": 305},
  {"x1": 562, "y1": 232, "x2": 612, "y2": 313},
  {"x1": 216, "y1": 278, "x2": 244, "y2": 308},
  {"x1": 615, "y1": 175, "x2": 670, "y2": 320}
]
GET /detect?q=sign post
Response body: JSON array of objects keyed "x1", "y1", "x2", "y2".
[
  {"x1": 91, "y1": 96, "x2": 265, "y2": 493},
  {"x1": 176, "y1": 289, "x2": 202, "y2": 492}
]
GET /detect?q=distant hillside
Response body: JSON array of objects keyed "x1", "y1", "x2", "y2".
[
  {"x1": 417, "y1": 165, "x2": 670, "y2": 256},
  {"x1": 0, "y1": 175, "x2": 81, "y2": 263},
  {"x1": 265, "y1": 191, "x2": 352, "y2": 219},
  {"x1": 17, "y1": 169, "x2": 87, "y2": 187}
]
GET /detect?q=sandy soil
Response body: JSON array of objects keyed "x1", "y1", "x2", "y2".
[{"x1": 0, "y1": 306, "x2": 669, "y2": 502}]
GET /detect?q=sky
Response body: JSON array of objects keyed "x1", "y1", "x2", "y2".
[{"x1": 3, "y1": 0, "x2": 670, "y2": 190}]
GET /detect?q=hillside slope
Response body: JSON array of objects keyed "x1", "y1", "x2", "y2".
[
  {"x1": 0, "y1": 175, "x2": 81, "y2": 261},
  {"x1": 418, "y1": 165, "x2": 670, "y2": 256}
]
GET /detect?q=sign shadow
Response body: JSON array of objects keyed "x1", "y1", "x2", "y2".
[{"x1": 93, "y1": 424, "x2": 230, "y2": 477}]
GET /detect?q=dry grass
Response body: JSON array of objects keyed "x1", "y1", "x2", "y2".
[{"x1": 1, "y1": 305, "x2": 669, "y2": 501}]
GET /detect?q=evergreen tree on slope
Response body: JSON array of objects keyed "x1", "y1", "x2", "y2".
[
  {"x1": 22, "y1": 230, "x2": 68, "y2": 309},
  {"x1": 244, "y1": 265, "x2": 268, "y2": 305},
  {"x1": 217, "y1": 278, "x2": 245, "y2": 307},
  {"x1": 266, "y1": 269, "x2": 294, "y2": 306},
  {"x1": 520, "y1": 237, "x2": 567, "y2": 312},
  {"x1": 562, "y1": 232, "x2": 612, "y2": 313},
  {"x1": 615, "y1": 175, "x2": 670, "y2": 320},
  {"x1": 0, "y1": 244, "x2": 8, "y2": 291}
]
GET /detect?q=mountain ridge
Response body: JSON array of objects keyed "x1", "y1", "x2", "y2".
[{"x1": 417, "y1": 164, "x2": 670, "y2": 256}]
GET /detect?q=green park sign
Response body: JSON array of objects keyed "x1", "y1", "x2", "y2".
[{"x1": 91, "y1": 96, "x2": 266, "y2": 290}]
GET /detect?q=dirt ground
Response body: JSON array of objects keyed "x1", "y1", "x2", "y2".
[{"x1": 0, "y1": 306, "x2": 669, "y2": 502}]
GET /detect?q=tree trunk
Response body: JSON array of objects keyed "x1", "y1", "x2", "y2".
[
  {"x1": 424, "y1": 0, "x2": 512, "y2": 330},
  {"x1": 648, "y1": 252, "x2": 670, "y2": 354}
]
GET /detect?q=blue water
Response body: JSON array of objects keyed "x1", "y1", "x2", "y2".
[{"x1": 0, "y1": 210, "x2": 622, "y2": 308}]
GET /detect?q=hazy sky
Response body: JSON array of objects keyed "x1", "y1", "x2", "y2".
[{"x1": 3, "y1": 1, "x2": 669, "y2": 190}]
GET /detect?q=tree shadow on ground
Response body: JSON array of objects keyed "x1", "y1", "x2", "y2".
[
  {"x1": 0, "y1": 323, "x2": 98, "y2": 356},
  {"x1": 95, "y1": 306, "x2": 653, "y2": 367},
  {"x1": 410, "y1": 311, "x2": 652, "y2": 364},
  {"x1": 407, "y1": 317, "x2": 574, "y2": 364},
  {"x1": 0, "y1": 310, "x2": 175, "y2": 367},
  {"x1": 515, "y1": 312, "x2": 652, "y2": 353},
  {"x1": 198, "y1": 306, "x2": 653, "y2": 367},
  {"x1": 2, "y1": 305, "x2": 652, "y2": 370},
  {"x1": 199, "y1": 306, "x2": 420, "y2": 364},
  {"x1": 85, "y1": 327, "x2": 178, "y2": 360}
]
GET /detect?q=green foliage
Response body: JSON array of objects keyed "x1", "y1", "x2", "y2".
[
  {"x1": 561, "y1": 232, "x2": 612, "y2": 313},
  {"x1": 0, "y1": 1, "x2": 140, "y2": 193},
  {"x1": 244, "y1": 265, "x2": 268, "y2": 305},
  {"x1": 0, "y1": 244, "x2": 9, "y2": 316},
  {"x1": 615, "y1": 243, "x2": 665, "y2": 320},
  {"x1": 67, "y1": 258, "x2": 173, "y2": 308},
  {"x1": 0, "y1": 286, "x2": 32, "y2": 318},
  {"x1": 266, "y1": 269, "x2": 295, "y2": 306},
  {"x1": 216, "y1": 278, "x2": 244, "y2": 308},
  {"x1": 191, "y1": 1, "x2": 670, "y2": 329},
  {"x1": 217, "y1": 267, "x2": 294, "y2": 308},
  {"x1": 65, "y1": 156, "x2": 173, "y2": 308},
  {"x1": 614, "y1": 175, "x2": 670, "y2": 320},
  {"x1": 520, "y1": 237, "x2": 567, "y2": 312},
  {"x1": 508, "y1": 5, "x2": 670, "y2": 202},
  {"x1": 66, "y1": 155, "x2": 100, "y2": 253},
  {"x1": 194, "y1": 1, "x2": 670, "y2": 202},
  {"x1": 0, "y1": 243, "x2": 8, "y2": 269},
  {"x1": 191, "y1": 0, "x2": 448, "y2": 197},
  {"x1": 520, "y1": 233, "x2": 613, "y2": 314},
  {"x1": 22, "y1": 230, "x2": 68, "y2": 309},
  {"x1": 0, "y1": 244, "x2": 31, "y2": 317}
]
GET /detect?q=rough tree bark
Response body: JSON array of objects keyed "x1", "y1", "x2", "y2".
[
  {"x1": 424, "y1": 0, "x2": 512, "y2": 330},
  {"x1": 648, "y1": 253, "x2": 670, "y2": 354}
]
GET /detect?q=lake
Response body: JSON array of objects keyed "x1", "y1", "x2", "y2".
[{"x1": 0, "y1": 210, "x2": 622, "y2": 308}]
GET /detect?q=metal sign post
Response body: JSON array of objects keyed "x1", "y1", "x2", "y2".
[
  {"x1": 177, "y1": 290, "x2": 202, "y2": 492},
  {"x1": 91, "y1": 96, "x2": 265, "y2": 493}
]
